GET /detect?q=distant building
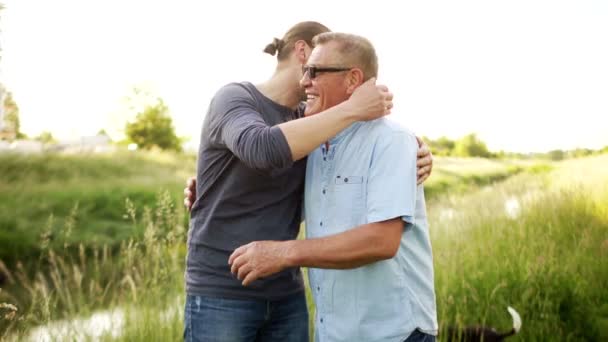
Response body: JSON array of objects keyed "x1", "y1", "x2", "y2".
[
  {"x1": 8, "y1": 140, "x2": 44, "y2": 153},
  {"x1": 54, "y1": 134, "x2": 115, "y2": 154},
  {"x1": 0, "y1": 129, "x2": 15, "y2": 141}
]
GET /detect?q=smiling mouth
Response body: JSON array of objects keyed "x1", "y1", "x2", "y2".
[{"x1": 306, "y1": 94, "x2": 319, "y2": 101}]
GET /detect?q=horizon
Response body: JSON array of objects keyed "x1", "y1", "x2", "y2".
[{"x1": 1, "y1": 0, "x2": 607, "y2": 154}]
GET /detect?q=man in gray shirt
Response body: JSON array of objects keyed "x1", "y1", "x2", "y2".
[{"x1": 184, "y1": 22, "x2": 433, "y2": 342}]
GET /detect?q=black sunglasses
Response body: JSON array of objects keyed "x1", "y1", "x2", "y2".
[{"x1": 302, "y1": 65, "x2": 352, "y2": 79}]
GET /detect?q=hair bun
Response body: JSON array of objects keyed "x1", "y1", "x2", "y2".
[{"x1": 263, "y1": 37, "x2": 284, "y2": 56}]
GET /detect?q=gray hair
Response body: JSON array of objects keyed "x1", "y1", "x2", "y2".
[{"x1": 312, "y1": 32, "x2": 378, "y2": 80}]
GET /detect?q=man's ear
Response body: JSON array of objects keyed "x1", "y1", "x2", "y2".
[
  {"x1": 293, "y1": 40, "x2": 309, "y2": 64},
  {"x1": 345, "y1": 68, "x2": 365, "y2": 95}
]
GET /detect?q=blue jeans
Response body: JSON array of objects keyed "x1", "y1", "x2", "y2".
[
  {"x1": 404, "y1": 329, "x2": 436, "y2": 342},
  {"x1": 184, "y1": 293, "x2": 309, "y2": 342}
]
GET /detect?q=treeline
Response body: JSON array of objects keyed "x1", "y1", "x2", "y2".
[
  {"x1": 423, "y1": 134, "x2": 608, "y2": 160},
  {"x1": 534, "y1": 147, "x2": 608, "y2": 161},
  {"x1": 423, "y1": 133, "x2": 494, "y2": 158}
]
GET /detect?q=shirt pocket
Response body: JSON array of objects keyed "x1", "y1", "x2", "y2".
[
  {"x1": 329, "y1": 175, "x2": 365, "y2": 231},
  {"x1": 334, "y1": 175, "x2": 363, "y2": 186},
  {"x1": 333, "y1": 175, "x2": 364, "y2": 201}
]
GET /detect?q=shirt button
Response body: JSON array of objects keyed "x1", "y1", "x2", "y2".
[
  {"x1": 344, "y1": 178, "x2": 349, "y2": 182},
  {"x1": 323, "y1": 157, "x2": 326, "y2": 161},
  {"x1": 322, "y1": 189, "x2": 326, "y2": 194},
  {"x1": 320, "y1": 221, "x2": 323, "y2": 226},
  {"x1": 317, "y1": 286, "x2": 320, "y2": 291},
  {"x1": 320, "y1": 318, "x2": 324, "y2": 323}
]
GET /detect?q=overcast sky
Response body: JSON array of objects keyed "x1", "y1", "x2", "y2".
[{"x1": 2, "y1": 0, "x2": 607, "y2": 152}]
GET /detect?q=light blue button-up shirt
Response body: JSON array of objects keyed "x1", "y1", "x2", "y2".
[{"x1": 304, "y1": 118, "x2": 438, "y2": 342}]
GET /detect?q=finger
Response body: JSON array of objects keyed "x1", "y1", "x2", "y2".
[
  {"x1": 184, "y1": 187, "x2": 191, "y2": 197},
  {"x1": 417, "y1": 154, "x2": 431, "y2": 167},
  {"x1": 187, "y1": 177, "x2": 195, "y2": 187},
  {"x1": 228, "y1": 245, "x2": 247, "y2": 265},
  {"x1": 237, "y1": 262, "x2": 252, "y2": 281},
  {"x1": 230, "y1": 254, "x2": 248, "y2": 275},
  {"x1": 417, "y1": 164, "x2": 431, "y2": 177},
  {"x1": 384, "y1": 91, "x2": 393, "y2": 102},
  {"x1": 242, "y1": 270, "x2": 260, "y2": 286},
  {"x1": 417, "y1": 173, "x2": 429, "y2": 185},
  {"x1": 376, "y1": 85, "x2": 388, "y2": 93},
  {"x1": 184, "y1": 198, "x2": 191, "y2": 210},
  {"x1": 417, "y1": 145, "x2": 430, "y2": 158},
  {"x1": 415, "y1": 136, "x2": 424, "y2": 148}
]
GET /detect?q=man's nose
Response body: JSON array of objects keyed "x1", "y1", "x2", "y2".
[{"x1": 299, "y1": 72, "x2": 311, "y2": 88}]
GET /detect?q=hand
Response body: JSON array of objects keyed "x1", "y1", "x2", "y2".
[
  {"x1": 183, "y1": 176, "x2": 197, "y2": 211},
  {"x1": 228, "y1": 241, "x2": 291, "y2": 286},
  {"x1": 416, "y1": 136, "x2": 433, "y2": 185},
  {"x1": 347, "y1": 78, "x2": 393, "y2": 121}
]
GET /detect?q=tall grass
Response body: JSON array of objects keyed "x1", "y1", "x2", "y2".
[
  {"x1": 0, "y1": 190, "x2": 187, "y2": 340},
  {"x1": 431, "y1": 156, "x2": 608, "y2": 341},
  {"x1": 423, "y1": 157, "x2": 550, "y2": 199},
  {"x1": 1, "y1": 154, "x2": 605, "y2": 340},
  {"x1": 0, "y1": 151, "x2": 194, "y2": 265}
]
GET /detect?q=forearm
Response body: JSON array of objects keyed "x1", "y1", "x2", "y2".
[
  {"x1": 284, "y1": 221, "x2": 402, "y2": 269},
  {"x1": 278, "y1": 101, "x2": 357, "y2": 161},
  {"x1": 229, "y1": 125, "x2": 293, "y2": 171}
]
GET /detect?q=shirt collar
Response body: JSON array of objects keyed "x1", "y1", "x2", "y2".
[{"x1": 329, "y1": 122, "x2": 361, "y2": 146}]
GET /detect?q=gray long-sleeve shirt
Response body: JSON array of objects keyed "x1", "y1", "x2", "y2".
[{"x1": 186, "y1": 82, "x2": 306, "y2": 300}]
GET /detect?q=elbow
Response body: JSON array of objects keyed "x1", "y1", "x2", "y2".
[
  {"x1": 235, "y1": 128, "x2": 292, "y2": 171},
  {"x1": 378, "y1": 243, "x2": 400, "y2": 260},
  {"x1": 240, "y1": 157, "x2": 278, "y2": 172},
  {"x1": 241, "y1": 155, "x2": 290, "y2": 173},
  {"x1": 371, "y1": 219, "x2": 404, "y2": 260},
  {"x1": 373, "y1": 236, "x2": 401, "y2": 260}
]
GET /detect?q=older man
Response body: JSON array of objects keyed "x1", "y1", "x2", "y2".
[{"x1": 229, "y1": 32, "x2": 438, "y2": 342}]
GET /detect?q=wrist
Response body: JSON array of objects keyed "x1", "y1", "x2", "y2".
[
  {"x1": 335, "y1": 100, "x2": 360, "y2": 123},
  {"x1": 282, "y1": 240, "x2": 302, "y2": 268}
]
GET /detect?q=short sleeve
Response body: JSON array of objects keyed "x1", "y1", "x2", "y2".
[{"x1": 366, "y1": 131, "x2": 418, "y2": 225}]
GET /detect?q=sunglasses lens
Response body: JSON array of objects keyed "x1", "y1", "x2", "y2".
[{"x1": 303, "y1": 66, "x2": 315, "y2": 79}]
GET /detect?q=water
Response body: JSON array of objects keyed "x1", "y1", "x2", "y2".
[
  {"x1": 25, "y1": 309, "x2": 125, "y2": 341},
  {"x1": 504, "y1": 197, "x2": 521, "y2": 219},
  {"x1": 21, "y1": 297, "x2": 183, "y2": 341}
]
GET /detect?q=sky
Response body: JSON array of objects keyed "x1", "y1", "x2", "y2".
[{"x1": 1, "y1": 0, "x2": 607, "y2": 153}]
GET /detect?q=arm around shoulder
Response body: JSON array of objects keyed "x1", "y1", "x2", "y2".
[{"x1": 210, "y1": 84, "x2": 294, "y2": 171}]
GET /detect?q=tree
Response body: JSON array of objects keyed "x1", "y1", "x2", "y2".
[
  {"x1": 96, "y1": 129, "x2": 112, "y2": 141},
  {"x1": 34, "y1": 131, "x2": 56, "y2": 144},
  {"x1": 569, "y1": 148, "x2": 593, "y2": 158},
  {"x1": 125, "y1": 98, "x2": 181, "y2": 151},
  {"x1": 547, "y1": 149, "x2": 565, "y2": 161},
  {"x1": 429, "y1": 136, "x2": 456, "y2": 156},
  {"x1": 1, "y1": 91, "x2": 23, "y2": 140},
  {"x1": 453, "y1": 133, "x2": 491, "y2": 158}
]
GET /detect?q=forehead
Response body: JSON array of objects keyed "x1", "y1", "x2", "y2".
[{"x1": 308, "y1": 42, "x2": 342, "y2": 65}]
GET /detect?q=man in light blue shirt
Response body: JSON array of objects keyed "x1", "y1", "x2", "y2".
[{"x1": 229, "y1": 32, "x2": 437, "y2": 342}]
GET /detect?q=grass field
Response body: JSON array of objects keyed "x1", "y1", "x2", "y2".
[
  {"x1": 0, "y1": 151, "x2": 195, "y2": 265},
  {"x1": 1, "y1": 152, "x2": 606, "y2": 341}
]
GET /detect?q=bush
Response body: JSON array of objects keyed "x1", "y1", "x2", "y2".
[{"x1": 125, "y1": 99, "x2": 181, "y2": 152}]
